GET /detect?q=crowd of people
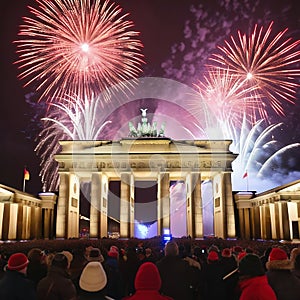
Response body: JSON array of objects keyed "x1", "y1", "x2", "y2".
[{"x1": 0, "y1": 237, "x2": 300, "y2": 299}]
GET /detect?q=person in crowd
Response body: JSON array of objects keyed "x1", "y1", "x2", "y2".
[
  {"x1": 103, "y1": 245, "x2": 123, "y2": 300},
  {"x1": 27, "y1": 248, "x2": 48, "y2": 289},
  {"x1": 260, "y1": 247, "x2": 272, "y2": 272},
  {"x1": 266, "y1": 247, "x2": 300, "y2": 300},
  {"x1": 291, "y1": 247, "x2": 300, "y2": 279},
  {"x1": 78, "y1": 261, "x2": 109, "y2": 300},
  {"x1": 156, "y1": 241, "x2": 196, "y2": 300},
  {"x1": 0, "y1": 251, "x2": 8, "y2": 279},
  {"x1": 36, "y1": 252, "x2": 77, "y2": 300},
  {"x1": 238, "y1": 253, "x2": 276, "y2": 300},
  {"x1": 73, "y1": 247, "x2": 104, "y2": 291},
  {"x1": 136, "y1": 247, "x2": 148, "y2": 266},
  {"x1": 145, "y1": 247, "x2": 156, "y2": 263},
  {"x1": 202, "y1": 250, "x2": 226, "y2": 300},
  {"x1": 221, "y1": 248, "x2": 239, "y2": 300},
  {"x1": 122, "y1": 262, "x2": 173, "y2": 300},
  {"x1": 119, "y1": 247, "x2": 140, "y2": 297},
  {"x1": 0, "y1": 252, "x2": 37, "y2": 300}
]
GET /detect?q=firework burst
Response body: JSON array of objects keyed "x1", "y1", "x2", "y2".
[
  {"x1": 192, "y1": 68, "x2": 260, "y2": 139},
  {"x1": 15, "y1": 0, "x2": 144, "y2": 103},
  {"x1": 210, "y1": 22, "x2": 300, "y2": 116}
]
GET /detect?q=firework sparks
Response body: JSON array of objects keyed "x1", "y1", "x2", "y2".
[
  {"x1": 15, "y1": 0, "x2": 144, "y2": 103},
  {"x1": 36, "y1": 94, "x2": 111, "y2": 190},
  {"x1": 42, "y1": 94, "x2": 111, "y2": 140},
  {"x1": 210, "y1": 22, "x2": 300, "y2": 115},
  {"x1": 192, "y1": 68, "x2": 260, "y2": 138}
]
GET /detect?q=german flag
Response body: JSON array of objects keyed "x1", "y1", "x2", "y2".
[{"x1": 24, "y1": 168, "x2": 30, "y2": 181}]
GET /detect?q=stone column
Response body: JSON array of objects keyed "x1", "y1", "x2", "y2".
[
  {"x1": 157, "y1": 172, "x2": 170, "y2": 236},
  {"x1": 280, "y1": 201, "x2": 290, "y2": 240},
  {"x1": 0, "y1": 203, "x2": 4, "y2": 240},
  {"x1": 2, "y1": 203, "x2": 18, "y2": 240},
  {"x1": 56, "y1": 173, "x2": 69, "y2": 238},
  {"x1": 191, "y1": 173, "x2": 203, "y2": 238},
  {"x1": 90, "y1": 173, "x2": 102, "y2": 238},
  {"x1": 120, "y1": 173, "x2": 131, "y2": 238},
  {"x1": 253, "y1": 206, "x2": 261, "y2": 239},
  {"x1": 233, "y1": 192, "x2": 252, "y2": 239},
  {"x1": 222, "y1": 173, "x2": 236, "y2": 238},
  {"x1": 39, "y1": 192, "x2": 57, "y2": 239},
  {"x1": 264, "y1": 203, "x2": 272, "y2": 240}
]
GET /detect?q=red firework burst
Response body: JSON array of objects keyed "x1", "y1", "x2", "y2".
[
  {"x1": 14, "y1": 0, "x2": 144, "y2": 103},
  {"x1": 210, "y1": 21, "x2": 300, "y2": 116}
]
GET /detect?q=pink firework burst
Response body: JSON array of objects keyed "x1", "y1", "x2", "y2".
[
  {"x1": 14, "y1": 0, "x2": 144, "y2": 103},
  {"x1": 193, "y1": 68, "x2": 260, "y2": 129},
  {"x1": 210, "y1": 21, "x2": 300, "y2": 116}
]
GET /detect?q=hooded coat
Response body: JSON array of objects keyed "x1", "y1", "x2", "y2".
[
  {"x1": 122, "y1": 262, "x2": 173, "y2": 300},
  {"x1": 36, "y1": 266, "x2": 77, "y2": 300},
  {"x1": 266, "y1": 258, "x2": 300, "y2": 300},
  {"x1": 239, "y1": 275, "x2": 276, "y2": 300}
]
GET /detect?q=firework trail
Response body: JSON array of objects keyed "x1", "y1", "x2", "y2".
[
  {"x1": 37, "y1": 95, "x2": 111, "y2": 190},
  {"x1": 15, "y1": 0, "x2": 144, "y2": 103},
  {"x1": 257, "y1": 143, "x2": 300, "y2": 178},
  {"x1": 42, "y1": 95, "x2": 111, "y2": 140},
  {"x1": 210, "y1": 22, "x2": 300, "y2": 116}
]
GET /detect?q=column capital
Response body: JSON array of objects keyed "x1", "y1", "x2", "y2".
[{"x1": 39, "y1": 192, "x2": 57, "y2": 209}]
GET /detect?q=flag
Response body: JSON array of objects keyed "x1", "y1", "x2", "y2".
[
  {"x1": 24, "y1": 168, "x2": 30, "y2": 181},
  {"x1": 243, "y1": 171, "x2": 248, "y2": 179}
]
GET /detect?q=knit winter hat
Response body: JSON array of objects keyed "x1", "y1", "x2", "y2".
[
  {"x1": 80, "y1": 261, "x2": 107, "y2": 292},
  {"x1": 238, "y1": 254, "x2": 265, "y2": 277},
  {"x1": 222, "y1": 248, "x2": 231, "y2": 258},
  {"x1": 135, "y1": 262, "x2": 161, "y2": 291},
  {"x1": 7, "y1": 253, "x2": 29, "y2": 271},
  {"x1": 266, "y1": 247, "x2": 292, "y2": 270},
  {"x1": 269, "y1": 248, "x2": 288, "y2": 261},
  {"x1": 208, "y1": 251, "x2": 219, "y2": 262}
]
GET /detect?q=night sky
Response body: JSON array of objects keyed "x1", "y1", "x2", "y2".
[{"x1": 0, "y1": 0, "x2": 299, "y2": 195}]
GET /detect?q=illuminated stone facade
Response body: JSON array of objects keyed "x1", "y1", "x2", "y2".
[
  {"x1": 0, "y1": 184, "x2": 56, "y2": 240},
  {"x1": 55, "y1": 138, "x2": 237, "y2": 239},
  {"x1": 234, "y1": 180, "x2": 300, "y2": 241}
]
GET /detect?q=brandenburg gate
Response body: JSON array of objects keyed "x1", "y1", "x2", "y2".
[{"x1": 55, "y1": 137, "x2": 237, "y2": 239}]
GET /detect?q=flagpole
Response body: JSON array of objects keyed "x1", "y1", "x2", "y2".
[{"x1": 23, "y1": 177, "x2": 26, "y2": 192}]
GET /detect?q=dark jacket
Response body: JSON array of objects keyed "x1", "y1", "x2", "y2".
[
  {"x1": 27, "y1": 261, "x2": 48, "y2": 289},
  {"x1": 103, "y1": 257, "x2": 123, "y2": 300},
  {"x1": 156, "y1": 255, "x2": 194, "y2": 300},
  {"x1": 239, "y1": 275, "x2": 276, "y2": 300},
  {"x1": 36, "y1": 266, "x2": 77, "y2": 300},
  {"x1": 202, "y1": 260, "x2": 227, "y2": 300},
  {"x1": 266, "y1": 259, "x2": 300, "y2": 300},
  {"x1": 0, "y1": 269, "x2": 37, "y2": 300}
]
